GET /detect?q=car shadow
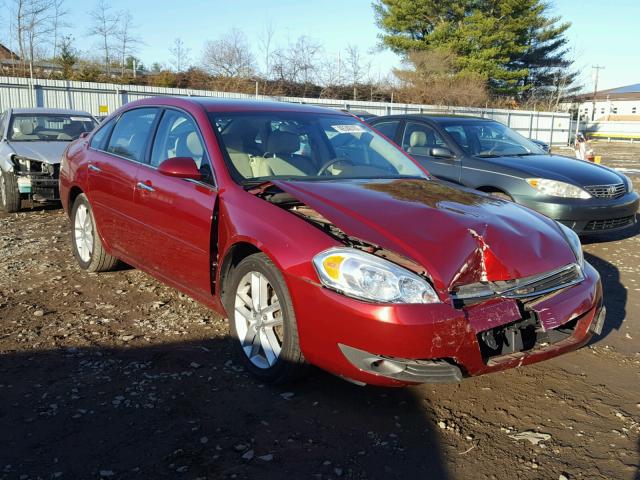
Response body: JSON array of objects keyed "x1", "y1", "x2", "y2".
[
  {"x1": 0, "y1": 338, "x2": 450, "y2": 479},
  {"x1": 583, "y1": 252, "x2": 627, "y2": 346}
]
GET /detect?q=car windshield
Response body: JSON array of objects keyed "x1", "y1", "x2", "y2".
[
  {"x1": 442, "y1": 121, "x2": 547, "y2": 158},
  {"x1": 209, "y1": 112, "x2": 427, "y2": 185},
  {"x1": 8, "y1": 114, "x2": 97, "y2": 142}
]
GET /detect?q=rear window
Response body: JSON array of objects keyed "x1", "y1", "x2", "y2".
[{"x1": 8, "y1": 114, "x2": 97, "y2": 142}]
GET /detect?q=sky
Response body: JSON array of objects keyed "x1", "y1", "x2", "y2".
[{"x1": 6, "y1": 0, "x2": 639, "y2": 92}]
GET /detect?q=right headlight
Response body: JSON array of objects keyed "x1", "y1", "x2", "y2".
[
  {"x1": 622, "y1": 174, "x2": 634, "y2": 193},
  {"x1": 557, "y1": 222, "x2": 584, "y2": 267},
  {"x1": 526, "y1": 178, "x2": 591, "y2": 199},
  {"x1": 313, "y1": 247, "x2": 440, "y2": 304}
]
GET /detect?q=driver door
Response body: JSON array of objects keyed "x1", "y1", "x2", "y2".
[
  {"x1": 401, "y1": 121, "x2": 460, "y2": 183},
  {"x1": 132, "y1": 108, "x2": 218, "y2": 299}
]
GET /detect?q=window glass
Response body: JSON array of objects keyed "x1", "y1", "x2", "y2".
[
  {"x1": 210, "y1": 112, "x2": 425, "y2": 184},
  {"x1": 8, "y1": 114, "x2": 97, "y2": 142},
  {"x1": 151, "y1": 109, "x2": 214, "y2": 184},
  {"x1": 372, "y1": 120, "x2": 399, "y2": 140},
  {"x1": 90, "y1": 117, "x2": 116, "y2": 150},
  {"x1": 151, "y1": 110, "x2": 205, "y2": 167},
  {"x1": 402, "y1": 122, "x2": 445, "y2": 156},
  {"x1": 106, "y1": 108, "x2": 158, "y2": 162},
  {"x1": 441, "y1": 121, "x2": 545, "y2": 157}
]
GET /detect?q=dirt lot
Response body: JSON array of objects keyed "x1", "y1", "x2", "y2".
[{"x1": 1, "y1": 143, "x2": 639, "y2": 480}]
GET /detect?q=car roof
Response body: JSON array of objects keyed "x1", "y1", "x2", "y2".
[
  {"x1": 372, "y1": 114, "x2": 496, "y2": 123},
  {"x1": 131, "y1": 96, "x2": 353, "y2": 116},
  {"x1": 10, "y1": 107, "x2": 95, "y2": 116}
]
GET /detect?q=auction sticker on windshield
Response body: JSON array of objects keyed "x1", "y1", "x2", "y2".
[{"x1": 332, "y1": 124, "x2": 367, "y2": 134}]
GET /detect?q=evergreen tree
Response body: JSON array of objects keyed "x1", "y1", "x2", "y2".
[{"x1": 374, "y1": 0, "x2": 578, "y2": 100}]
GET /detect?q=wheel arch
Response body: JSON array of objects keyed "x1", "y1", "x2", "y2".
[
  {"x1": 67, "y1": 185, "x2": 84, "y2": 216},
  {"x1": 218, "y1": 241, "x2": 263, "y2": 309}
]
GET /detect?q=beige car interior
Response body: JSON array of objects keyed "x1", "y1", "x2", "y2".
[
  {"x1": 223, "y1": 130, "x2": 315, "y2": 179},
  {"x1": 406, "y1": 131, "x2": 432, "y2": 156},
  {"x1": 12, "y1": 120, "x2": 39, "y2": 140}
]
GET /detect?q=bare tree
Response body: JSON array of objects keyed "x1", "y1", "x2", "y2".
[
  {"x1": 115, "y1": 10, "x2": 141, "y2": 77},
  {"x1": 88, "y1": 0, "x2": 117, "y2": 75},
  {"x1": 272, "y1": 36, "x2": 322, "y2": 86},
  {"x1": 11, "y1": 0, "x2": 57, "y2": 77},
  {"x1": 202, "y1": 28, "x2": 255, "y2": 77},
  {"x1": 50, "y1": 0, "x2": 67, "y2": 59},
  {"x1": 257, "y1": 20, "x2": 275, "y2": 79},
  {"x1": 345, "y1": 44, "x2": 370, "y2": 100},
  {"x1": 169, "y1": 38, "x2": 191, "y2": 72}
]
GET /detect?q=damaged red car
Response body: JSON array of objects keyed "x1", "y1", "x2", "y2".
[{"x1": 59, "y1": 97, "x2": 605, "y2": 387}]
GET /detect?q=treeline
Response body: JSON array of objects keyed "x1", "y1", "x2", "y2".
[{"x1": 2, "y1": 0, "x2": 579, "y2": 109}]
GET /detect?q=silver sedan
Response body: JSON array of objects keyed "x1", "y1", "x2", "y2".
[{"x1": 0, "y1": 108, "x2": 98, "y2": 212}]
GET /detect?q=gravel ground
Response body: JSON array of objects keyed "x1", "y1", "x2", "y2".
[{"x1": 1, "y1": 144, "x2": 639, "y2": 480}]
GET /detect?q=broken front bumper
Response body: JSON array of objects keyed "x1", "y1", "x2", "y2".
[
  {"x1": 289, "y1": 261, "x2": 602, "y2": 387},
  {"x1": 14, "y1": 157, "x2": 60, "y2": 201}
]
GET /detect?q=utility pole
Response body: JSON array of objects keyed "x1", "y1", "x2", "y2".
[{"x1": 591, "y1": 65, "x2": 605, "y2": 121}]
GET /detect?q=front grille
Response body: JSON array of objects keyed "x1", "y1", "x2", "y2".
[
  {"x1": 584, "y1": 183, "x2": 626, "y2": 199},
  {"x1": 452, "y1": 264, "x2": 583, "y2": 306},
  {"x1": 584, "y1": 215, "x2": 635, "y2": 231}
]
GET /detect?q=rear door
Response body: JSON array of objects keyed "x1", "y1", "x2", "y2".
[
  {"x1": 87, "y1": 108, "x2": 160, "y2": 258},
  {"x1": 132, "y1": 108, "x2": 218, "y2": 298},
  {"x1": 401, "y1": 121, "x2": 461, "y2": 183}
]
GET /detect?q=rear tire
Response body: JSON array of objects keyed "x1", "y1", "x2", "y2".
[
  {"x1": 226, "y1": 253, "x2": 307, "y2": 383},
  {"x1": 71, "y1": 193, "x2": 119, "y2": 272},
  {"x1": 0, "y1": 170, "x2": 21, "y2": 213}
]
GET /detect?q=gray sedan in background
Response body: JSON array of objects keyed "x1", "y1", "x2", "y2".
[
  {"x1": 0, "y1": 108, "x2": 98, "y2": 212},
  {"x1": 368, "y1": 115, "x2": 639, "y2": 235}
]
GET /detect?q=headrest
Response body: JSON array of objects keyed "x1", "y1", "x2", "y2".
[
  {"x1": 17, "y1": 121, "x2": 34, "y2": 135},
  {"x1": 186, "y1": 132, "x2": 203, "y2": 157},
  {"x1": 410, "y1": 131, "x2": 427, "y2": 147},
  {"x1": 266, "y1": 131, "x2": 300, "y2": 155}
]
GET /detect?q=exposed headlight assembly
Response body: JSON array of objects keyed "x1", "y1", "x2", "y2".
[
  {"x1": 313, "y1": 248, "x2": 440, "y2": 304},
  {"x1": 557, "y1": 222, "x2": 584, "y2": 267},
  {"x1": 526, "y1": 178, "x2": 591, "y2": 199}
]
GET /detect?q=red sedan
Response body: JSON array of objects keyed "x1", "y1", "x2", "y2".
[{"x1": 59, "y1": 97, "x2": 605, "y2": 387}]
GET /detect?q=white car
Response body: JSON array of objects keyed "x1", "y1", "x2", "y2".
[{"x1": 0, "y1": 108, "x2": 98, "y2": 212}]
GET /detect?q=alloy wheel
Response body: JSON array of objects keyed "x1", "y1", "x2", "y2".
[
  {"x1": 233, "y1": 271, "x2": 284, "y2": 369},
  {"x1": 74, "y1": 204, "x2": 93, "y2": 262}
]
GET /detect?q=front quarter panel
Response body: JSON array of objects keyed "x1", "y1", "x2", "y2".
[{"x1": 0, "y1": 142, "x2": 15, "y2": 172}]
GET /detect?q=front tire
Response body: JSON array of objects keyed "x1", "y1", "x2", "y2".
[
  {"x1": 226, "y1": 253, "x2": 306, "y2": 383},
  {"x1": 0, "y1": 170, "x2": 21, "y2": 213},
  {"x1": 71, "y1": 194, "x2": 118, "y2": 272}
]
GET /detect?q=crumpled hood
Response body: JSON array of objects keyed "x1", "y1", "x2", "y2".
[
  {"x1": 8, "y1": 141, "x2": 68, "y2": 164},
  {"x1": 484, "y1": 154, "x2": 624, "y2": 186},
  {"x1": 271, "y1": 178, "x2": 576, "y2": 292}
]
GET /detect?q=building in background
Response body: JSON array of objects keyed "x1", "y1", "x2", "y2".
[{"x1": 574, "y1": 83, "x2": 640, "y2": 122}]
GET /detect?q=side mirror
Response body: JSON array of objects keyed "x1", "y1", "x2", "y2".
[
  {"x1": 430, "y1": 147, "x2": 455, "y2": 159},
  {"x1": 79, "y1": 132, "x2": 89, "y2": 139},
  {"x1": 158, "y1": 157, "x2": 202, "y2": 180}
]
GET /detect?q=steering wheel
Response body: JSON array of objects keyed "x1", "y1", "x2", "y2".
[{"x1": 317, "y1": 157, "x2": 355, "y2": 176}]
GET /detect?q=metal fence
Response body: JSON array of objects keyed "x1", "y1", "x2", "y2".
[
  {"x1": 583, "y1": 121, "x2": 640, "y2": 141},
  {"x1": 0, "y1": 75, "x2": 571, "y2": 145}
]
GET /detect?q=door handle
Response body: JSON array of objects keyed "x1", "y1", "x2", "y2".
[
  {"x1": 88, "y1": 164, "x2": 101, "y2": 172},
  {"x1": 136, "y1": 181, "x2": 155, "y2": 192}
]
